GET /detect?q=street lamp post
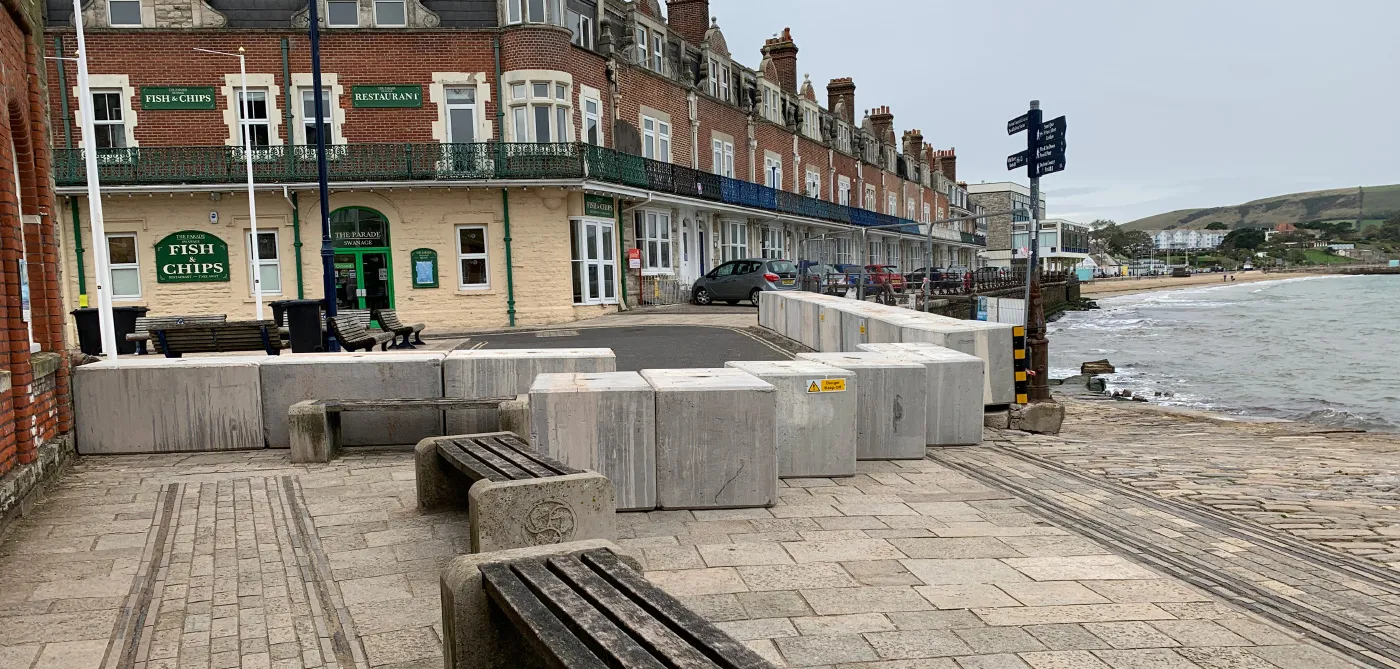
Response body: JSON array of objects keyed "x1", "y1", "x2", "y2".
[{"x1": 193, "y1": 47, "x2": 263, "y2": 320}]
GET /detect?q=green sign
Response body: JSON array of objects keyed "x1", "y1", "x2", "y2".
[
  {"x1": 155, "y1": 230, "x2": 229, "y2": 283},
  {"x1": 410, "y1": 248, "x2": 439, "y2": 288},
  {"x1": 584, "y1": 194, "x2": 616, "y2": 219},
  {"x1": 351, "y1": 85, "x2": 423, "y2": 108},
  {"x1": 141, "y1": 87, "x2": 217, "y2": 110},
  {"x1": 330, "y1": 208, "x2": 389, "y2": 248}
]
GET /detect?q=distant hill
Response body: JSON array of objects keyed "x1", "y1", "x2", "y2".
[{"x1": 1123, "y1": 184, "x2": 1400, "y2": 231}]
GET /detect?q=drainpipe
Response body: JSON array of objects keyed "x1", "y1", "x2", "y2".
[
  {"x1": 284, "y1": 186, "x2": 304, "y2": 298},
  {"x1": 281, "y1": 38, "x2": 294, "y2": 176},
  {"x1": 616, "y1": 200, "x2": 628, "y2": 309},
  {"x1": 494, "y1": 34, "x2": 516, "y2": 326},
  {"x1": 56, "y1": 36, "x2": 73, "y2": 149},
  {"x1": 56, "y1": 35, "x2": 87, "y2": 304},
  {"x1": 501, "y1": 189, "x2": 517, "y2": 327},
  {"x1": 70, "y1": 198, "x2": 87, "y2": 305}
]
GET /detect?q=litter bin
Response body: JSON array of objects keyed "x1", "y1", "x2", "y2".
[
  {"x1": 278, "y1": 299, "x2": 325, "y2": 353},
  {"x1": 70, "y1": 305, "x2": 149, "y2": 355}
]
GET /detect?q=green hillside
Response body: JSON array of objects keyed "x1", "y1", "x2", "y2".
[{"x1": 1123, "y1": 184, "x2": 1400, "y2": 231}]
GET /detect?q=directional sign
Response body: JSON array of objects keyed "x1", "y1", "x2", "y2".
[
  {"x1": 1037, "y1": 116, "x2": 1066, "y2": 143},
  {"x1": 1007, "y1": 150, "x2": 1029, "y2": 170},
  {"x1": 1007, "y1": 113, "x2": 1030, "y2": 135},
  {"x1": 1033, "y1": 156, "x2": 1067, "y2": 177},
  {"x1": 1034, "y1": 142, "x2": 1065, "y2": 161}
]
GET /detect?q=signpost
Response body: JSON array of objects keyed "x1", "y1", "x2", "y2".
[{"x1": 1007, "y1": 100, "x2": 1068, "y2": 403}]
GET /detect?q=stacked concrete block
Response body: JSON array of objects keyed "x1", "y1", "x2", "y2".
[
  {"x1": 758, "y1": 290, "x2": 783, "y2": 331},
  {"x1": 817, "y1": 302, "x2": 846, "y2": 352},
  {"x1": 858, "y1": 343, "x2": 985, "y2": 446},
  {"x1": 724, "y1": 360, "x2": 858, "y2": 478},
  {"x1": 795, "y1": 352, "x2": 928, "y2": 460},
  {"x1": 946, "y1": 319, "x2": 1015, "y2": 405},
  {"x1": 444, "y1": 349, "x2": 617, "y2": 432},
  {"x1": 865, "y1": 311, "x2": 926, "y2": 345},
  {"x1": 640, "y1": 368, "x2": 777, "y2": 509},
  {"x1": 75, "y1": 357, "x2": 263, "y2": 454},
  {"x1": 260, "y1": 351, "x2": 445, "y2": 448},
  {"x1": 529, "y1": 372, "x2": 657, "y2": 511}
]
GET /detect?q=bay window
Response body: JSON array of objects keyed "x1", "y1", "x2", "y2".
[{"x1": 509, "y1": 80, "x2": 571, "y2": 143}]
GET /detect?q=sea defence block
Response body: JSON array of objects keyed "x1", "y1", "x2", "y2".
[
  {"x1": 817, "y1": 302, "x2": 846, "y2": 352},
  {"x1": 260, "y1": 351, "x2": 445, "y2": 448},
  {"x1": 725, "y1": 360, "x2": 858, "y2": 478},
  {"x1": 858, "y1": 343, "x2": 985, "y2": 446},
  {"x1": 75, "y1": 357, "x2": 263, "y2": 454},
  {"x1": 444, "y1": 349, "x2": 617, "y2": 432},
  {"x1": 758, "y1": 290, "x2": 783, "y2": 331},
  {"x1": 795, "y1": 352, "x2": 928, "y2": 460},
  {"x1": 529, "y1": 372, "x2": 657, "y2": 511},
  {"x1": 932, "y1": 319, "x2": 1014, "y2": 406},
  {"x1": 640, "y1": 368, "x2": 778, "y2": 509}
]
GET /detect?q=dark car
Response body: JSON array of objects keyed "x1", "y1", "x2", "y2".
[
  {"x1": 798, "y1": 262, "x2": 846, "y2": 294},
  {"x1": 692, "y1": 259, "x2": 798, "y2": 306},
  {"x1": 904, "y1": 267, "x2": 944, "y2": 285}
]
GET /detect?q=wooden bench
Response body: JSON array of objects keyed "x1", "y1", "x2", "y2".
[
  {"x1": 441, "y1": 542, "x2": 776, "y2": 669},
  {"x1": 288, "y1": 396, "x2": 527, "y2": 463},
  {"x1": 415, "y1": 431, "x2": 616, "y2": 553},
  {"x1": 151, "y1": 320, "x2": 285, "y2": 358},
  {"x1": 374, "y1": 308, "x2": 426, "y2": 348},
  {"x1": 329, "y1": 315, "x2": 395, "y2": 352},
  {"x1": 127, "y1": 314, "x2": 227, "y2": 355}
]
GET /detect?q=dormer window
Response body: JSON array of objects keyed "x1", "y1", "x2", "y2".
[
  {"x1": 761, "y1": 84, "x2": 780, "y2": 123},
  {"x1": 836, "y1": 123, "x2": 850, "y2": 153},
  {"x1": 108, "y1": 0, "x2": 141, "y2": 26},
  {"x1": 506, "y1": 0, "x2": 564, "y2": 26},
  {"x1": 802, "y1": 106, "x2": 818, "y2": 140},
  {"x1": 707, "y1": 58, "x2": 731, "y2": 103}
]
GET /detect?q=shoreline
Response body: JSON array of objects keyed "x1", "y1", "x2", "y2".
[{"x1": 1078, "y1": 269, "x2": 1339, "y2": 298}]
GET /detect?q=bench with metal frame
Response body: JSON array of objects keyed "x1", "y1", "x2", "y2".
[
  {"x1": 127, "y1": 315, "x2": 227, "y2": 355},
  {"x1": 373, "y1": 308, "x2": 426, "y2": 348},
  {"x1": 328, "y1": 315, "x2": 395, "y2": 352},
  {"x1": 150, "y1": 320, "x2": 284, "y2": 358}
]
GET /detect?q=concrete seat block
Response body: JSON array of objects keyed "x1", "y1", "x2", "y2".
[
  {"x1": 75, "y1": 357, "x2": 263, "y2": 454},
  {"x1": 260, "y1": 351, "x2": 445, "y2": 449},
  {"x1": 530, "y1": 372, "x2": 657, "y2": 511},
  {"x1": 444, "y1": 348, "x2": 617, "y2": 433},
  {"x1": 724, "y1": 360, "x2": 858, "y2": 478},
  {"x1": 858, "y1": 343, "x2": 985, "y2": 446},
  {"x1": 468, "y1": 472, "x2": 617, "y2": 553},
  {"x1": 640, "y1": 368, "x2": 778, "y2": 509},
  {"x1": 288, "y1": 400, "x2": 340, "y2": 463},
  {"x1": 794, "y1": 352, "x2": 928, "y2": 460}
]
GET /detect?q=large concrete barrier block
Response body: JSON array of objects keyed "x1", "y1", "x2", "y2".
[
  {"x1": 530, "y1": 372, "x2": 657, "y2": 511},
  {"x1": 76, "y1": 358, "x2": 263, "y2": 454},
  {"x1": 866, "y1": 311, "x2": 926, "y2": 345},
  {"x1": 725, "y1": 360, "x2": 857, "y2": 478},
  {"x1": 758, "y1": 290, "x2": 783, "y2": 333},
  {"x1": 817, "y1": 303, "x2": 845, "y2": 352},
  {"x1": 838, "y1": 309, "x2": 871, "y2": 351},
  {"x1": 791, "y1": 295, "x2": 822, "y2": 350},
  {"x1": 260, "y1": 351, "x2": 445, "y2": 448},
  {"x1": 898, "y1": 321, "x2": 979, "y2": 356},
  {"x1": 444, "y1": 349, "x2": 617, "y2": 432},
  {"x1": 795, "y1": 352, "x2": 927, "y2": 460},
  {"x1": 858, "y1": 343, "x2": 985, "y2": 446},
  {"x1": 641, "y1": 368, "x2": 777, "y2": 509},
  {"x1": 952, "y1": 320, "x2": 1016, "y2": 405}
]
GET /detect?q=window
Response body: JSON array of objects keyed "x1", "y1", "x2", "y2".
[
  {"x1": 106, "y1": 233, "x2": 141, "y2": 299},
  {"x1": 906, "y1": 199, "x2": 916, "y2": 221},
  {"x1": 90, "y1": 90, "x2": 127, "y2": 150},
  {"x1": 327, "y1": 0, "x2": 358, "y2": 26},
  {"x1": 887, "y1": 193, "x2": 897, "y2": 216},
  {"x1": 708, "y1": 58, "x2": 720, "y2": 98},
  {"x1": 236, "y1": 89, "x2": 270, "y2": 148},
  {"x1": 864, "y1": 187, "x2": 876, "y2": 211},
  {"x1": 582, "y1": 96, "x2": 600, "y2": 145},
  {"x1": 653, "y1": 33, "x2": 664, "y2": 72},
  {"x1": 571, "y1": 219, "x2": 617, "y2": 304},
  {"x1": 445, "y1": 86, "x2": 476, "y2": 143},
  {"x1": 837, "y1": 123, "x2": 851, "y2": 153},
  {"x1": 761, "y1": 85, "x2": 780, "y2": 123},
  {"x1": 636, "y1": 26, "x2": 649, "y2": 66},
  {"x1": 248, "y1": 230, "x2": 281, "y2": 295},
  {"x1": 300, "y1": 87, "x2": 333, "y2": 145},
  {"x1": 923, "y1": 202, "x2": 931, "y2": 224},
  {"x1": 867, "y1": 241, "x2": 881, "y2": 265},
  {"x1": 721, "y1": 220, "x2": 747, "y2": 261},
  {"x1": 457, "y1": 225, "x2": 489, "y2": 289},
  {"x1": 633, "y1": 210, "x2": 672, "y2": 272},
  {"x1": 108, "y1": 0, "x2": 141, "y2": 26},
  {"x1": 711, "y1": 139, "x2": 733, "y2": 177},
  {"x1": 374, "y1": 0, "x2": 405, "y2": 26},
  {"x1": 642, "y1": 115, "x2": 670, "y2": 161},
  {"x1": 803, "y1": 107, "x2": 818, "y2": 139},
  {"x1": 567, "y1": 11, "x2": 592, "y2": 49},
  {"x1": 509, "y1": 80, "x2": 570, "y2": 143},
  {"x1": 805, "y1": 170, "x2": 821, "y2": 199},
  {"x1": 886, "y1": 242, "x2": 900, "y2": 270},
  {"x1": 764, "y1": 156, "x2": 782, "y2": 189},
  {"x1": 835, "y1": 237, "x2": 852, "y2": 265},
  {"x1": 507, "y1": 0, "x2": 562, "y2": 24},
  {"x1": 760, "y1": 226, "x2": 784, "y2": 259},
  {"x1": 838, "y1": 178, "x2": 851, "y2": 206}
]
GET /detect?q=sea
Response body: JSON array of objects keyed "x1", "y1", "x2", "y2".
[{"x1": 1048, "y1": 274, "x2": 1400, "y2": 432}]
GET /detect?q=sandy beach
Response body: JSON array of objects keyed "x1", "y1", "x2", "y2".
[{"x1": 1078, "y1": 269, "x2": 1336, "y2": 297}]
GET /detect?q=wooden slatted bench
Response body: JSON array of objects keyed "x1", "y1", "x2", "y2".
[
  {"x1": 415, "y1": 431, "x2": 616, "y2": 553},
  {"x1": 373, "y1": 308, "x2": 426, "y2": 348},
  {"x1": 288, "y1": 396, "x2": 528, "y2": 464},
  {"x1": 127, "y1": 314, "x2": 227, "y2": 355},
  {"x1": 329, "y1": 315, "x2": 395, "y2": 352},
  {"x1": 150, "y1": 320, "x2": 285, "y2": 358},
  {"x1": 441, "y1": 542, "x2": 776, "y2": 669}
]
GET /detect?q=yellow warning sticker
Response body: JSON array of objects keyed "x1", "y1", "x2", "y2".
[
  {"x1": 859, "y1": 325, "x2": 867, "y2": 335},
  {"x1": 807, "y1": 379, "x2": 848, "y2": 393}
]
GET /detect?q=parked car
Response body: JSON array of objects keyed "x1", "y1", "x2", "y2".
[
  {"x1": 904, "y1": 267, "x2": 944, "y2": 285},
  {"x1": 1170, "y1": 266, "x2": 1190, "y2": 278},
  {"x1": 865, "y1": 265, "x2": 907, "y2": 293},
  {"x1": 798, "y1": 262, "x2": 846, "y2": 294},
  {"x1": 692, "y1": 259, "x2": 798, "y2": 306}
]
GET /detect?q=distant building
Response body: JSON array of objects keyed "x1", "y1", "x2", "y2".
[
  {"x1": 1078, "y1": 253, "x2": 1127, "y2": 277},
  {"x1": 1275, "y1": 222, "x2": 1298, "y2": 233},
  {"x1": 1329, "y1": 243, "x2": 1356, "y2": 251},
  {"x1": 968, "y1": 182, "x2": 1046, "y2": 268},
  {"x1": 1128, "y1": 258, "x2": 1168, "y2": 275},
  {"x1": 1009, "y1": 219, "x2": 1090, "y2": 271},
  {"x1": 1150, "y1": 229, "x2": 1226, "y2": 251}
]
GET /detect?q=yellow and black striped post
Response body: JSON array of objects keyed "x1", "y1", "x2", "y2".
[{"x1": 1013, "y1": 325, "x2": 1028, "y2": 404}]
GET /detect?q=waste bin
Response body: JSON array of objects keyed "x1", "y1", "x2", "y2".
[
  {"x1": 278, "y1": 299, "x2": 325, "y2": 353},
  {"x1": 70, "y1": 306, "x2": 149, "y2": 355}
]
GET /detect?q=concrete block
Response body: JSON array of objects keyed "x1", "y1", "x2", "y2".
[
  {"x1": 444, "y1": 348, "x2": 616, "y2": 432},
  {"x1": 470, "y1": 472, "x2": 616, "y2": 553},
  {"x1": 794, "y1": 352, "x2": 928, "y2": 460},
  {"x1": 838, "y1": 309, "x2": 870, "y2": 351},
  {"x1": 441, "y1": 541, "x2": 640, "y2": 669},
  {"x1": 260, "y1": 351, "x2": 445, "y2": 449},
  {"x1": 75, "y1": 357, "x2": 263, "y2": 454},
  {"x1": 758, "y1": 290, "x2": 782, "y2": 332},
  {"x1": 953, "y1": 320, "x2": 1016, "y2": 405},
  {"x1": 791, "y1": 293, "x2": 823, "y2": 350},
  {"x1": 724, "y1": 360, "x2": 858, "y2": 478},
  {"x1": 865, "y1": 311, "x2": 926, "y2": 345},
  {"x1": 498, "y1": 395, "x2": 531, "y2": 444},
  {"x1": 529, "y1": 372, "x2": 657, "y2": 511},
  {"x1": 857, "y1": 343, "x2": 985, "y2": 446},
  {"x1": 817, "y1": 302, "x2": 846, "y2": 352},
  {"x1": 897, "y1": 321, "x2": 980, "y2": 356},
  {"x1": 640, "y1": 368, "x2": 778, "y2": 509},
  {"x1": 288, "y1": 401, "x2": 338, "y2": 463}
]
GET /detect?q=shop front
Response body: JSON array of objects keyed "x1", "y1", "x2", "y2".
[{"x1": 329, "y1": 206, "x2": 395, "y2": 312}]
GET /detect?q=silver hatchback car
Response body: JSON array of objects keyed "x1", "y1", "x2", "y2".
[{"x1": 692, "y1": 259, "x2": 799, "y2": 306}]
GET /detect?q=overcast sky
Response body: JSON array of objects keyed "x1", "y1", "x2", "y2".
[{"x1": 703, "y1": 0, "x2": 1399, "y2": 223}]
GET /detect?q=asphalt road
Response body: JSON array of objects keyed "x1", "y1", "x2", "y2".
[{"x1": 458, "y1": 325, "x2": 794, "y2": 370}]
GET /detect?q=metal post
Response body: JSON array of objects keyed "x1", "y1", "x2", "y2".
[
  {"x1": 72, "y1": 0, "x2": 119, "y2": 359},
  {"x1": 308, "y1": 0, "x2": 338, "y2": 350},
  {"x1": 238, "y1": 50, "x2": 263, "y2": 319},
  {"x1": 1023, "y1": 100, "x2": 1050, "y2": 402}
]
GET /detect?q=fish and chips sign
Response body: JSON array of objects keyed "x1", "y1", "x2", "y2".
[
  {"x1": 155, "y1": 230, "x2": 230, "y2": 283},
  {"x1": 141, "y1": 87, "x2": 217, "y2": 110}
]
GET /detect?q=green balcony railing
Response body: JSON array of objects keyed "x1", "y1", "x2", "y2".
[{"x1": 54, "y1": 142, "x2": 984, "y2": 243}]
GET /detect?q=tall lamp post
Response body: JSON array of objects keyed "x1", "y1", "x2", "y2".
[
  {"x1": 307, "y1": 0, "x2": 338, "y2": 350},
  {"x1": 69, "y1": 0, "x2": 118, "y2": 358},
  {"x1": 193, "y1": 47, "x2": 264, "y2": 320}
]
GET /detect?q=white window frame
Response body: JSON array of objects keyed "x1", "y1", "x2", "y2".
[
  {"x1": 864, "y1": 186, "x2": 877, "y2": 211},
  {"x1": 636, "y1": 25, "x2": 649, "y2": 66},
  {"x1": 457, "y1": 224, "x2": 490, "y2": 290},
  {"x1": 571, "y1": 217, "x2": 618, "y2": 304},
  {"x1": 923, "y1": 202, "x2": 931, "y2": 224},
  {"x1": 582, "y1": 94, "x2": 601, "y2": 145},
  {"x1": 107, "y1": 0, "x2": 142, "y2": 26},
  {"x1": 106, "y1": 232, "x2": 141, "y2": 300},
  {"x1": 635, "y1": 210, "x2": 673, "y2": 274},
  {"x1": 764, "y1": 155, "x2": 782, "y2": 189},
  {"x1": 443, "y1": 85, "x2": 477, "y2": 144},
  {"x1": 712, "y1": 138, "x2": 734, "y2": 177},
  {"x1": 652, "y1": 33, "x2": 664, "y2": 72},
  {"x1": 507, "y1": 0, "x2": 564, "y2": 25},
  {"x1": 90, "y1": 89, "x2": 128, "y2": 150},
  {"x1": 568, "y1": 10, "x2": 594, "y2": 49},
  {"x1": 373, "y1": 0, "x2": 406, "y2": 26},
  {"x1": 838, "y1": 177, "x2": 851, "y2": 206},
  {"x1": 804, "y1": 169, "x2": 821, "y2": 199},
  {"x1": 642, "y1": 115, "x2": 670, "y2": 161},
  {"x1": 906, "y1": 199, "x2": 916, "y2": 221},
  {"x1": 509, "y1": 79, "x2": 572, "y2": 143},
  {"x1": 247, "y1": 229, "x2": 282, "y2": 296},
  {"x1": 887, "y1": 193, "x2": 898, "y2": 216},
  {"x1": 719, "y1": 64, "x2": 730, "y2": 102},
  {"x1": 760, "y1": 226, "x2": 785, "y2": 259},
  {"x1": 721, "y1": 220, "x2": 748, "y2": 262},
  {"x1": 803, "y1": 107, "x2": 818, "y2": 140},
  {"x1": 326, "y1": 0, "x2": 358, "y2": 27},
  {"x1": 299, "y1": 87, "x2": 334, "y2": 145}
]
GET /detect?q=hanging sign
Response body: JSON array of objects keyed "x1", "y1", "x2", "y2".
[
  {"x1": 155, "y1": 230, "x2": 230, "y2": 283},
  {"x1": 351, "y1": 85, "x2": 424, "y2": 108},
  {"x1": 410, "y1": 248, "x2": 439, "y2": 288},
  {"x1": 584, "y1": 194, "x2": 616, "y2": 219},
  {"x1": 141, "y1": 87, "x2": 217, "y2": 110}
]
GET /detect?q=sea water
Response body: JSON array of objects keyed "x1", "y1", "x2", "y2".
[{"x1": 1048, "y1": 274, "x2": 1400, "y2": 432}]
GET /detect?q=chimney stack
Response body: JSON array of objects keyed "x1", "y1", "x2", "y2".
[
  {"x1": 933, "y1": 148, "x2": 957, "y2": 182},
  {"x1": 903, "y1": 129, "x2": 924, "y2": 160},
  {"x1": 665, "y1": 0, "x2": 710, "y2": 45},
  {"x1": 869, "y1": 105, "x2": 895, "y2": 146},
  {"x1": 826, "y1": 77, "x2": 856, "y2": 125},
  {"x1": 761, "y1": 27, "x2": 799, "y2": 93}
]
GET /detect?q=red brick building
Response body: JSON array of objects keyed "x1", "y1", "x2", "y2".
[
  {"x1": 42, "y1": 0, "x2": 986, "y2": 333},
  {"x1": 2, "y1": 0, "x2": 71, "y2": 526}
]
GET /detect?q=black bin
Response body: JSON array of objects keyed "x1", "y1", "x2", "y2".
[
  {"x1": 277, "y1": 299, "x2": 325, "y2": 353},
  {"x1": 71, "y1": 306, "x2": 149, "y2": 355}
]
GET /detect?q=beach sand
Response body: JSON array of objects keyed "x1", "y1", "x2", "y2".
[{"x1": 1078, "y1": 270, "x2": 1334, "y2": 297}]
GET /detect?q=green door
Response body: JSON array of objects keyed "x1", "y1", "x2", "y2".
[{"x1": 329, "y1": 207, "x2": 395, "y2": 311}]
